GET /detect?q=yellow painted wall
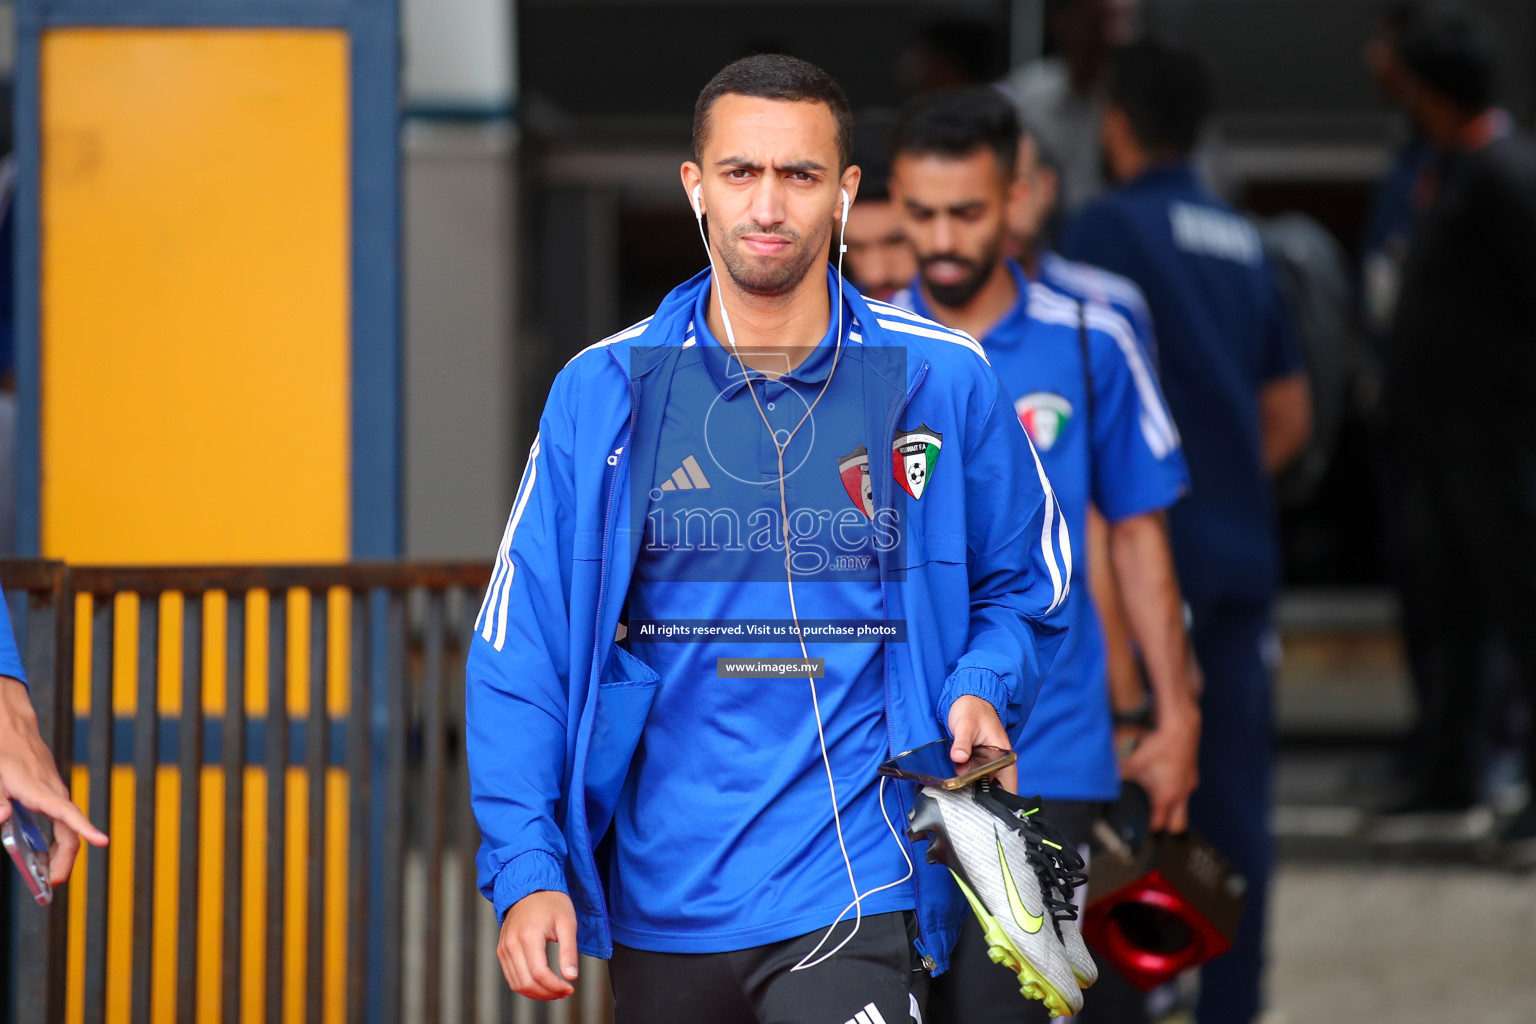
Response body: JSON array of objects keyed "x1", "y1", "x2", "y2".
[
  {"x1": 41, "y1": 28, "x2": 351, "y2": 563},
  {"x1": 40, "y1": 27, "x2": 355, "y2": 1024}
]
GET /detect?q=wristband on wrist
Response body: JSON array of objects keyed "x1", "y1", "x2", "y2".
[{"x1": 1112, "y1": 695, "x2": 1155, "y2": 730}]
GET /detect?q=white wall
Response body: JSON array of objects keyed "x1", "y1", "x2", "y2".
[{"x1": 403, "y1": 0, "x2": 515, "y2": 112}]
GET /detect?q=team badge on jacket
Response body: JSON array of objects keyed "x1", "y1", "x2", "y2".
[
  {"x1": 1014, "y1": 393, "x2": 1073, "y2": 452},
  {"x1": 838, "y1": 444, "x2": 875, "y2": 520},
  {"x1": 893, "y1": 424, "x2": 943, "y2": 500}
]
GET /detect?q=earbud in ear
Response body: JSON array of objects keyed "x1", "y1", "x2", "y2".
[
  {"x1": 691, "y1": 185, "x2": 703, "y2": 219},
  {"x1": 841, "y1": 188, "x2": 850, "y2": 222}
]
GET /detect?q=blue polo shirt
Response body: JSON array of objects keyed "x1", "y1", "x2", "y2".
[
  {"x1": 610, "y1": 278, "x2": 914, "y2": 952},
  {"x1": 1062, "y1": 164, "x2": 1304, "y2": 606},
  {"x1": 1038, "y1": 250, "x2": 1160, "y2": 368},
  {"x1": 896, "y1": 263, "x2": 1187, "y2": 799}
]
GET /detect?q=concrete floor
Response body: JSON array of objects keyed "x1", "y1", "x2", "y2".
[
  {"x1": 1265, "y1": 861, "x2": 1536, "y2": 1024},
  {"x1": 1218, "y1": 609, "x2": 1536, "y2": 1024}
]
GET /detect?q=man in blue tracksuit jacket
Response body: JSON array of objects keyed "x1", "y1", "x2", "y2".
[{"x1": 466, "y1": 56, "x2": 1070, "y2": 1024}]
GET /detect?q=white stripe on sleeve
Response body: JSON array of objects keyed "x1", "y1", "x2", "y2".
[
  {"x1": 1028, "y1": 285, "x2": 1180, "y2": 459},
  {"x1": 493, "y1": 437, "x2": 542, "y2": 651},
  {"x1": 476, "y1": 435, "x2": 542, "y2": 649},
  {"x1": 1082, "y1": 305, "x2": 1180, "y2": 458},
  {"x1": 1021, "y1": 429, "x2": 1068, "y2": 613},
  {"x1": 874, "y1": 318, "x2": 990, "y2": 364}
]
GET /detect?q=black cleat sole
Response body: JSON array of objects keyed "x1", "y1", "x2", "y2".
[{"x1": 908, "y1": 791, "x2": 956, "y2": 867}]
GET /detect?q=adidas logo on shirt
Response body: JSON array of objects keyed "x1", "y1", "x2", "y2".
[{"x1": 659, "y1": 454, "x2": 712, "y2": 492}]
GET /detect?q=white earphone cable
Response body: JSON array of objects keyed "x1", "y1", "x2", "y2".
[{"x1": 691, "y1": 185, "x2": 912, "y2": 971}]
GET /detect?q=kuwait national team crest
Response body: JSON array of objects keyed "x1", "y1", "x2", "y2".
[
  {"x1": 838, "y1": 445, "x2": 875, "y2": 520},
  {"x1": 1015, "y1": 393, "x2": 1073, "y2": 452},
  {"x1": 893, "y1": 424, "x2": 943, "y2": 500}
]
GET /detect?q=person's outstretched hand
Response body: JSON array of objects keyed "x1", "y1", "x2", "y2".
[
  {"x1": 498, "y1": 889, "x2": 579, "y2": 1000},
  {"x1": 0, "y1": 677, "x2": 109, "y2": 886},
  {"x1": 948, "y1": 694, "x2": 1018, "y2": 794},
  {"x1": 1120, "y1": 699, "x2": 1200, "y2": 833}
]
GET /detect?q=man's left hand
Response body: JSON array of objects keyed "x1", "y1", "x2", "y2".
[{"x1": 947, "y1": 695, "x2": 1017, "y2": 794}]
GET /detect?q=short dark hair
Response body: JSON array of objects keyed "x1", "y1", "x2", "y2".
[
  {"x1": 1016, "y1": 117, "x2": 1060, "y2": 178},
  {"x1": 1399, "y1": 3, "x2": 1496, "y2": 112},
  {"x1": 1107, "y1": 39, "x2": 1212, "y2": 156},
  {"x1": 891, "y1": 87, "x2": 1021, "y2": 179},
  {"x1": 693, "y1": 54, "x2": 853, "y2": 170}
]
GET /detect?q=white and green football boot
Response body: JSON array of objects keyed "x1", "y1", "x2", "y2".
[
  {"x1": 1046, "y1": 879, "x2": 1098, "y2": 988},
  {"x1": 907, "y1": 781, "x2": 1084, "y2": 1017},
  {"x1": 964, "y1": 783, "x2": 1094, "y2": 982},
  {"x1": 1009, "y1": 796, "x2": 1097, "y2": 988}
]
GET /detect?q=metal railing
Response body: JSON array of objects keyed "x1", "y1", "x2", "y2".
[{"x1": 2, "y1": 558, "x2": 613, "y2": 1024}]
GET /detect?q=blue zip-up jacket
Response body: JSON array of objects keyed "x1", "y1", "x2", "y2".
[
  {"x1": 466, "y1": 268, "x2": 1070, "y2": 973},
  {"x1": 0, "y1": 583, "x2": 26, "y2": 684}
]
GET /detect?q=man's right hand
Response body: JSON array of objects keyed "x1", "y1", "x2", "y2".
[{"x1": 498, "y1": 889, "x2": 579, "y2": 1000}]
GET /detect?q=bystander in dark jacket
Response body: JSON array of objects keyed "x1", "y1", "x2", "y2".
[{"x1": 1382, "y1": 3, "x2": 1536, "y2": 862}]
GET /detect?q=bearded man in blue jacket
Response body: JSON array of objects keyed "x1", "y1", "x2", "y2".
[{"x1": 467, "y1": 54, "x2": 1071, "y2": 1024}]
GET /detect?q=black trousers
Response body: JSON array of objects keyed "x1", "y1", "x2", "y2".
[
  {"x1": 610, "y1": 910, "x2": 928, "y2": 1024},
  {"x1": 926, "y1": 801, "x2": 1148, "y2": 1024},
  {"x1": 1405, "y1": 445, "x2": 1536, "y2": 803}
]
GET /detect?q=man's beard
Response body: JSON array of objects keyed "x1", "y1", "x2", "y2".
[
  {"x1": 918, "y1": 236, "x2": 1003, "y2": 308},
  {"x1": 716, "y1": 220, "x2": 829, "y2": 297}
]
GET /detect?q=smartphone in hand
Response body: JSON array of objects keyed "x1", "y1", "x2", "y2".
[
  {"x1": 878, "y1": 738, "x2": 1017, "y2": 791},
  {"x1": 3, "y1": 801, "x2": 52, "y2": 905}
]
